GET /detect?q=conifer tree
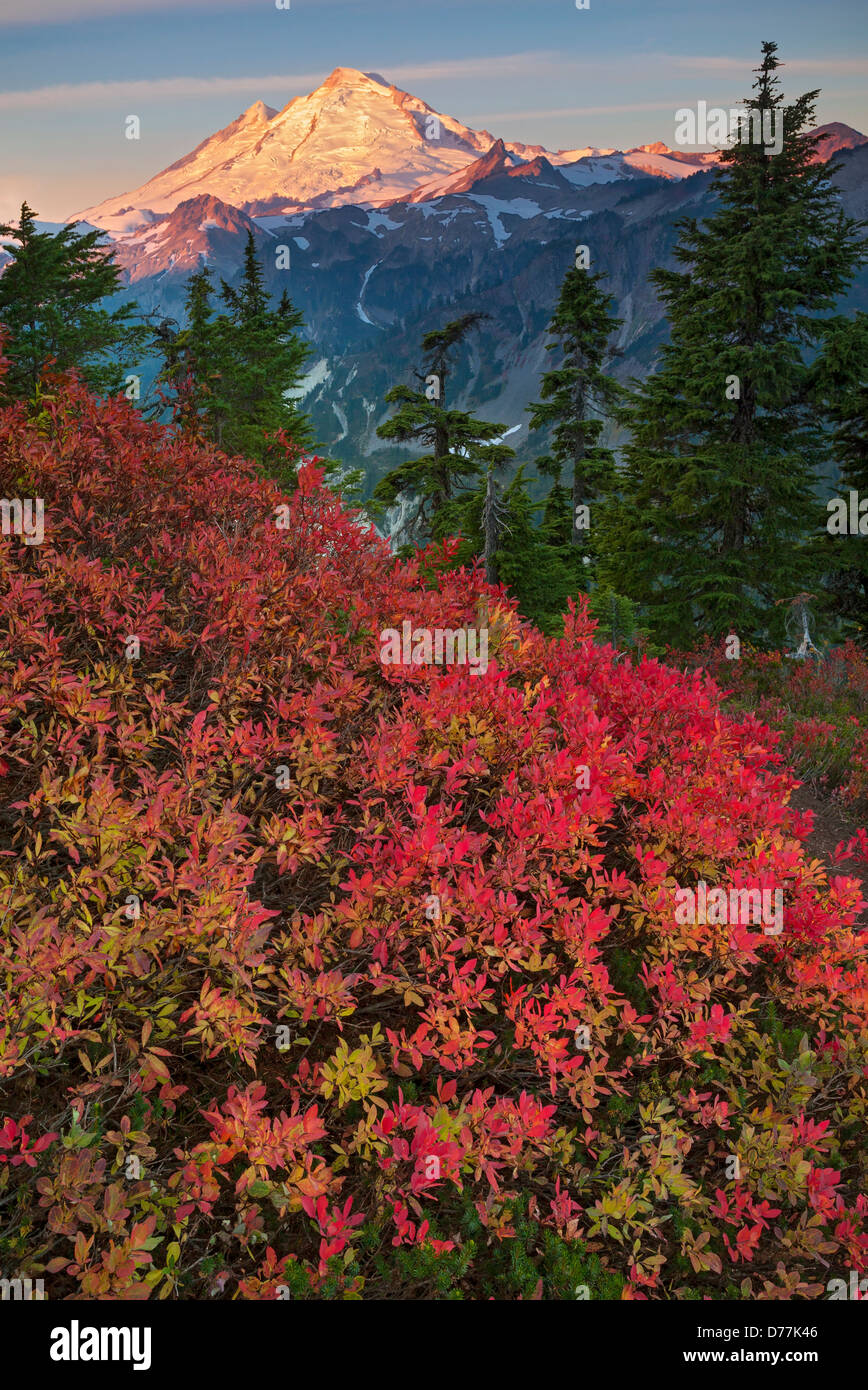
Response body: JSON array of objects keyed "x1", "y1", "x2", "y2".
[
  {"x1": 374, "y1": 314, "x2": 516, "y2": 543},
  {"x1": 485, "y1": 471, "x2": 586, "y2": 634},
  {"x1": 156, "y1": 232, "x2": 313, "y2": 472},
  {"x1": 0, "y1": 202, "x2": 148, "y2": 400},
  {"x1": 818, "y1": 312, "x2": 868, "y2": 637},
  {"x1": 596, "y1": 43, "x2": 865, "y2": 645},
  {"x1": 526, "y1": 256, "x2": 622, "y2": 561},
  {"x1": 156, "y1": 266, "x2": 222, "y2": 437},
  {"x1": 481, "y1": 467, "x2": 505, "y2": 585},
  {"x1": 376, "y1": 314, "x2": 596, "y2": 630},
  {"x1": 218, "y1": 231, "x2": 313, "y2": 465}
]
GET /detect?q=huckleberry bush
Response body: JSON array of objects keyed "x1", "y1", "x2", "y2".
[{"x1": 0, "y1": 357, "x2": 865, "y2": 1302}]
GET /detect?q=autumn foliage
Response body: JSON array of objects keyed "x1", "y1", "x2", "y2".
[
  {"x1": 1, "y1": 360, "x2": 866, "y2": 1300},
  {"x1": 679, "y1": 636, "x2": 868, "y2": 819}
]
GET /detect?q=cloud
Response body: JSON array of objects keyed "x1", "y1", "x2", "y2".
[
  {"x1": 671, "y1": 55, "x2": 868, "y2": 76},
  {"x1": 0, "y1": 0, "x2": 519, "y2": 20},
  {"x1": 0, "y1": 72, "x2": 325, "y2": 112},
  {"x1": 388, "y1": 55, "x2": 565, "y2": 82},
  {"x1": 480, "y1": 101, "x2": 686, "y2": 124},
  {"x1": 1, "y1": 50, "x2": 866, "y2": 114},
  {"x1": 0, "y1": 53, "x2": 568, "y2": 112},
  {"x1": 0, "y1": 0, "x2": 468, "y2": 22}
]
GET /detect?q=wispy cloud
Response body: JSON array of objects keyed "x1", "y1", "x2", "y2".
[
  {"x1": 481, "y1": 101, "x2": 684, "y2": 124},
  {"x1": 670, "y1": 55, "x2": 868, "y2": 75},
  {"x1": 0, "y1": 72, "x2": 324, "y2": 112},
  {"x1": 0, "y1": 0, "x2": 523, "y2": 21},
  {"x1": 2, "y1": 50, "x2": 866, "y2": 115},
  {"x1": 388, "y1": 55, "x2": 565, "y2": 82},
  {"x1": 0, "y1": 52, "x2": 566, "y2": 111},
  {"x1": 0, "y1": 0, "x2": 503, "y2": 24}
]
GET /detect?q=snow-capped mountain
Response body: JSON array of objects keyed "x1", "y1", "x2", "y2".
[
  {"x1": 54, "y1": 66, "x2": 867, "y2": 489},
  {"x1": 74, "y1": 63, "x2": 867, "y2": 231},
  {"x1": 76, "y1": 68, "x2": 514, "y2": 228},
  {"x1": 105, "y1": 194, "x2": 266, "y2": 281},
  {"x1": 87, "y1": 145, "x2": 866, "y2": 490}
]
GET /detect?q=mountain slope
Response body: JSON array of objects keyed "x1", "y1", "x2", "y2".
[
  {"x1": 59, "y1": 67, "x2": 867, "y2": 495},
  {"x1": 76, "y1": 68, "x2": 506, "y2": 227},
  {"x1": 74, "y1": 56, "x2": 867, "y2": 232},
  {"x1": 100, "y1": 138, "x2": 867, "y2": 499}
]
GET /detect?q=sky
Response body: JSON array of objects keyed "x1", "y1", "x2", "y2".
[{"x1": 0, "y1": 0, "x2": 866, "y2": 221}]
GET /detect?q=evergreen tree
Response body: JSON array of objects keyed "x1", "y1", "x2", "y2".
[
  {"x1": 526, "y1": 256, "x2": 622, "y2": 561},
  {"x1": 586, "y1": 586, "x2": 650, "y2": 653},
  {"x1": 155, "y1": 232, "x2": 313, "y2": 474},
  {"x1": 485, "y1": 471, "x2": 587, "y2": 635},
  {"x1": 0, "y1": 202, "x2": 148, "y2": 400},
  {"x1": 596, "y1": 43, "x2": 865, "y2": 645},
  {"x1": 431, "y1": 463, "x2": 584, "y2": 635},
  {"x1": 375, "y1": 313, "x2": 598, "y2": 631},
  {"x1": 818, "y1": 312, "x2": 868, "y2": 637},
  {"x1": 374, "y1": 314, "x2": 516, "y2": 544},
  {"x1": 481, "y1": 466, "x2": 506, "y2": 585},
  {"x1": 437, "y1": 261, "x2": 624, "y2": 632},
  {"x1": 218, "y1": 232, "x2": 313, "y2": 466},
  {"x1": 156, "y1": 266, "x2": 222, "y2": 437}
]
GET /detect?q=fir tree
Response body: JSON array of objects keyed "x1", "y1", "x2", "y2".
[
  {"x1": 375, "y1": 314, "x2": 595, "y2": 631},
  {"x1": 218, "y1": 232, "x2": 313, "y2": 466},
  {"x1": 526, "y1": 256, "x2": 622, "y2": 560},
  {"x1": 818, "y1": 312, "x2": 868, "y2": 637},
  {"x1": 155, "y1": 233, "x2": 313, "y2": 474},
  {"x1": 586, "y1": 586, "x2": 649, "y2": 653},
  {"x1": 481, "y1": 466, "x2": 506, "y2": 585},
  {"x1": 0, "y1": 202, "x2": 148, "y2": 400},
  {"x1": 156, "y1": 266, "x2": 222, "y2": 437},
  {"x1": 374, "y1": 314, "x2": 515, "y2": 544},
  {"x1": 484, "y1": 471, "x2": 587, "y2": 635},
  {"x1": 596, "y1": 43, "x2": 865, "y2": 645}
]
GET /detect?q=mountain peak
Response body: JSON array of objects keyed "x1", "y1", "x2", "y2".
[
  {"x1": 241, "y1": 99, "x2": 277, "y2": 124},
  {"x1": 72, "y1": 64, "x2": 866, "y2": 231},
  {"x1": 410, "y1": 137, "x2": 516, "y2": 200},
  {"x1": 74, "y1": 66, "x2": 499, "y2": 226},
  {"x1": 807, "y1": 121, "x2": 868, "y2": 161},
  {"x1": 320, "y1": 67, "x2": 388, "y2": 91}
]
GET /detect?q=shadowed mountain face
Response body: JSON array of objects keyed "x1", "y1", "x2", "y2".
[
  {"x1": 103, "y1": 144, "x2": 866, "y2": 490},
  {"x1": 53, "y1": 66, "x2": 867, "y2": 488}
]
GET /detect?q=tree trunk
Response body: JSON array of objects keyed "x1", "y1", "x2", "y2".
[
  {"x1": 571, "y1": 374, "x2": 587, "y2": 548},
  {"x1": 483, "y1": 470, "x2": 500, "y2": 585}
]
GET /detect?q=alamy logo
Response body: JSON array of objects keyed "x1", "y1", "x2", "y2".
[
  {"x1": 827, "y1": 491, "x2": 868, "y2": 535},
  {"x1": 0, "y1": 497, "x2": 44, "y2": 545},
  {"x1": 674, "y1": 101, "x2": 783, "y2": 155},
  {"x1": 49, "y1": 1320, "x2": 152, "y2": 1371},
  {"x1": 827, "y1": 1270, "x2": 868, "y2": 1300},
  {"x1": 380, "y1": 620, "x2": 488, "y2": 676},
  {"x1": 674, "y1": 882, "x2": 783, "y2": 934},
  {"x1": 0, "y1": 1274, "x2": 45, "y2": 1299}
]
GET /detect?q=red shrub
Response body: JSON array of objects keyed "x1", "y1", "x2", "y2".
[{"x1": 0, "y1": 366, "x2": 866, "y2": 1300}]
